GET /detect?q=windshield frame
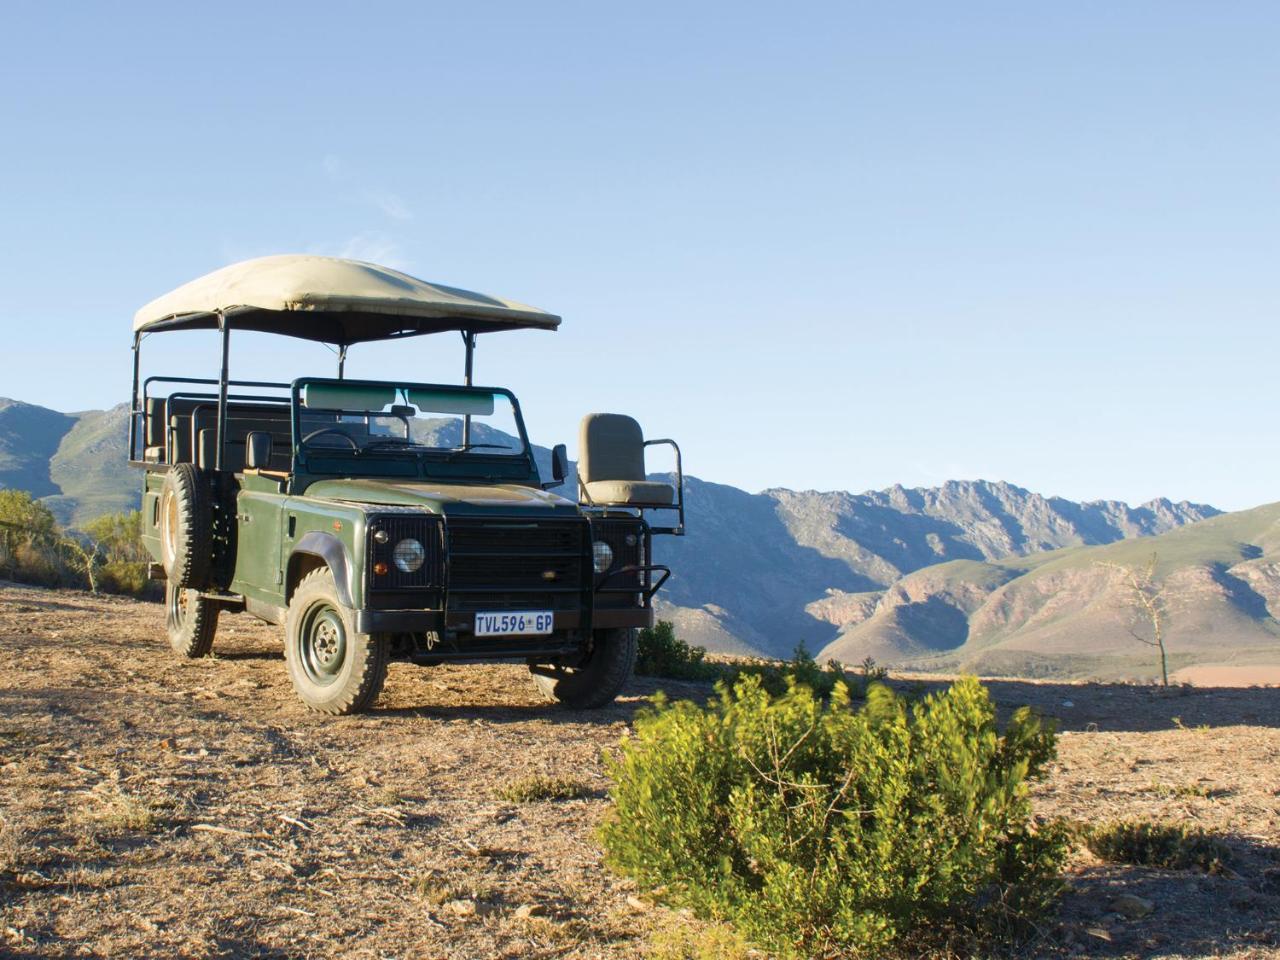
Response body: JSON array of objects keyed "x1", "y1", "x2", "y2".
[{"x1": 289, "y1": 377, "x2": 536, "y2": 476}]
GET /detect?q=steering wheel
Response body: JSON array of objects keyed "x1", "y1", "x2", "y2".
[{"x1": 302, "y1": 428, "x2": 359, "y2": 450}]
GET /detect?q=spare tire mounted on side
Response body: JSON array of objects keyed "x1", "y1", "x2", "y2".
[{"x1": 160, "y1": 462, "x2": 212, "y2": 589}]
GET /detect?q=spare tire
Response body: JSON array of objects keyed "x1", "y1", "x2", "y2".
[{"x1": 160, "y1": 463, "x2": 212, "y2": 589}]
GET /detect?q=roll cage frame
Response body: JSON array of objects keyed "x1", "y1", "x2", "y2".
[{"x1": 128, "y1": 318, "x2": 486, "y2": 472}]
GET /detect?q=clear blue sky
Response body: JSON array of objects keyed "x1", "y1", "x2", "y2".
[{"x1": 1, "y1": 2, "x2": 1275, "y2": 510}]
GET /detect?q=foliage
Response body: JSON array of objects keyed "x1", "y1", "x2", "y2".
[
  {"x1": 720, "y1": 642, "x2": 852, "y2": 699},
  {"x1": 1080, "y1": 820, "x2": 1231, "y2": 873},
  {"x1": 647, "y1": 920, "x2": 754, "y2": 960},
  {"x1": 601, "y1": 675, "x2": 1066, "y2": 957},
  {"x1": 0, "y1": 490, "x2": 150, "y2": 597},
  {"x1": 637, "y1": 621, "x2": 720, "y2": 681},
  {"x1": 0, "y1": 490, "x2": 66, "y2": 586},
  {"x1": 638, "y1": 623, "x2": 886, "y2": 701},
  {"x1": 496, "y1": 774, "x2": 594, "y2": 803}
]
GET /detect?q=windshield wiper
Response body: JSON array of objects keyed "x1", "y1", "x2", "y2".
[
  {"x1": 363, "y1": 438, "x2": 425, "y2": 452},
  {"x1": 443, "y1": 443, "x2": 510, "y2": 461}
]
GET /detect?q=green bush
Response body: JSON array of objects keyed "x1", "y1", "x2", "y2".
[
  {"x1": 637, "y1": 624, "x2": 870, "y2": 701},
  {"x1": 722, "y1": 643, "x2": 851, "y2": 699},
  {"x1": 1081, "y1": 820, "x2": 1231, "y2": 874},
  {"x1": 0, "y1": 491, "x2": 150, "y2": 597},
  {"x1": 601, "y1": 675, "x2": 1066, "y2": 957},
  {"x1": 636, "y1": 621, "x2": 721, "y2": 681}
]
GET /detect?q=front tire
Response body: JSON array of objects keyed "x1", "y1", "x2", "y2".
[
  {"x1": 531, "y1": 627, "x2": 637, "y2": 709},
  {"x1": 284, "y1": 568, "x2": 389, "y2": 715},
  {"x1": 165, "y1": 581, "x2": 218, "y2": 658}
]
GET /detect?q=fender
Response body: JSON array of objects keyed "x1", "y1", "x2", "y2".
[{"x1": 288, "y1": 531, "x2": 356, "y2": 608}]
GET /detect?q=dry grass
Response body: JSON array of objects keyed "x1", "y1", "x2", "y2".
[
  {"x1": 76, "y1": 787, "x2": 163, "y2": 835},
  {"x1": 0, "y1": 816, "x2": 30, "y2": 877},
  {"x1": 496, "y1": 774, "x2": 594, "y2": 803},
  {"x1": 0, "y1": 583, "x2": 1278, "y2": 958}
]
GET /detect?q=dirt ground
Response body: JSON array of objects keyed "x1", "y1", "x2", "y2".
[{"x1": 1, "y1": 583, "x2": 1277, "y2": 960}]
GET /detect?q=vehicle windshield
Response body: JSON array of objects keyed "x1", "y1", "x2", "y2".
[{"x1": 297, "y1": 381, "x2": 526, "y2": 458}]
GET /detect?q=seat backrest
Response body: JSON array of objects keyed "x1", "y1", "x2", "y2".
[
  {"x1": 579, "y1": 413, "x2": 645, "y2": 483},
  {"x1": 193, "y1": 401, "x2": 293, "y2": 472}
]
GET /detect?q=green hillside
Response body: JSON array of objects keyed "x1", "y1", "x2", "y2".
[
  {"x1": 0, "y1": 399, "x2": 137, "y2": 528},
  {"x1": 0, "y1": 399, "x2": 77, "y2": 498}
]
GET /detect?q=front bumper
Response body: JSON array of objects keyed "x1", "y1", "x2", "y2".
[{"x1": 354, "y1": 605, "x2": 654, "y2": 634}]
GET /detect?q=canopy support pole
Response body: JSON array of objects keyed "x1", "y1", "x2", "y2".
[
  {"x1": 128, "y1": 332, "x2": 141, "y2": 462},
  {"x1": 216, "y1": 314, "x2": 231, "y2": 472},
  {"x1": 462, "y1": 330, "x2": 476, "y2": 447},
  {"x1": 337, "y1": 345, "x2": 348, "y2": 380}
]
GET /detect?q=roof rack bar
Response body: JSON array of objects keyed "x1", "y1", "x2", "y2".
[
  {"x1": 462, "y1": 330, "x2": 476, "y2": 447},
  {"x1": 215, "y1": 314, "x2": 230, "y2": 473}
]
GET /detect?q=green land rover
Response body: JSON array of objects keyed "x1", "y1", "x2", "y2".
[{"x1": 129, "y1": 255, "x2": 684, "y2": 714}]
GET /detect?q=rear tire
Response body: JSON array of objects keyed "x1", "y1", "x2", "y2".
[
  {"x1": 285, "y1": 568, "x2": 389, "y2": 715},
  {"x1": 165, "y1": 581, "x2": 218, "y2": 658},
  {"x1": 531, "y1": 628, "x2": 636, "y2": 709},
  {"x1": 160, "y1": 463, "x2": 212, "y2": 589}
]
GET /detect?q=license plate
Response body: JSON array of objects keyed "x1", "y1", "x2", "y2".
[{"x1": 474, "y1": 610, "x2": 554, "y2": 637}]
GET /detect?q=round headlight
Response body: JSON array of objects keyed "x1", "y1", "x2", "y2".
[
  {"x1": 592, "y1": 540, "x2": 614, "y2": 573},
  {"x1": 393, "y1": 538, "x2": 426, "y2": 574}
]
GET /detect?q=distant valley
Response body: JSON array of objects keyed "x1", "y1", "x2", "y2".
[{"x1": 5, "y1": 396, "x2": 1274, "y2": 682}]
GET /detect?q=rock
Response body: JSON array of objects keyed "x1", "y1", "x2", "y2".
[
  {"x1": 1112, "y1": 894, "x2": 1155, "y2": 918},
  {"x1": 514, "y1": 903, "x2": 546, "y2": 920},
  {"x1": 445, "y1": 899, "x2": 476, "y2": 917}
]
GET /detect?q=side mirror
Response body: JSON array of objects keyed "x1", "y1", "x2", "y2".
[
  {"x1": 543, "y1": 443, "x2": 568, "y2": 489},
  {"x1": 246, "y1": 431, "x2": 273, "y2": 470}
]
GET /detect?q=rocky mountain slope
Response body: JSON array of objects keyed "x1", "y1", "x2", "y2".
[
  {"x1": 819, "y1": 503, "x2": 1280, "y2": 681},
  {"x1": 0, "y1": 397, "x2": 1220, "y2": 662},
  {"x1": 657, "y1": 477, "x2": 1219, "y2": 657}
]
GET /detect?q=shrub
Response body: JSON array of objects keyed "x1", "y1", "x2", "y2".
[
  {"x1": 636, "y1": 621, "x2": 721, "y2": 681},
  {"x1": 601, "y1": 675, "x2": 1066, "y2": 957},
  {"x1": 721, "y1": 643, "x2": 851, "y2": 699},
  {"x1": 1081, "y1": 820, "x2": 1231, "y2": 873},
  {"x1": 497, "y1": 774, "x2": 593, "y2": 803},
  {"x1": 638, "y1": 624, "x2": 869, "y2": 701},
  {"x1": 97, "y1": 560, "x2": 151, "y2": 596},
  {"x1": 0, "y1": 492, "x2": 151, "y2": 597}
]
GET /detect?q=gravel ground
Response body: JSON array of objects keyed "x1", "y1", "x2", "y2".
[{"x1": 1, "y1": 583, "x2": 1277, "y2": 959}]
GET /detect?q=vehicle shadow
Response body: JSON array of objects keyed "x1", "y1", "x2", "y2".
[
  {"x1": 367, "y1": 673, "x2": 713, "y2": 726},
  {"x1": 366, "y1": 670, "x2": 1280, "y2": 733}
]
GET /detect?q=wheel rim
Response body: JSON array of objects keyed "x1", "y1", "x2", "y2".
[
  {"x1": 299, "y1": 604, "x2": 347, "y2": 686},
  {"x1": 161, "y1": 492, "x2": 178, "y2": 567},
  {"x1": 166, "y1": 585, "x2": 189, "y2": 632}
]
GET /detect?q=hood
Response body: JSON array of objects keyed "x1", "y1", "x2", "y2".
[{"x1": 302, "y1": 478, "x2": 579, "y2": 516}]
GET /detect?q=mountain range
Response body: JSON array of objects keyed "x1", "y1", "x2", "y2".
[{"x1": 5, "y1": 396, "x2": 1273, "y2": 681}]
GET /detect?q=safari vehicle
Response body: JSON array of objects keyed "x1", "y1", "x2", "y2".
[{"x1": 129, "y1": 255, "x2": 684, "y2": 714}]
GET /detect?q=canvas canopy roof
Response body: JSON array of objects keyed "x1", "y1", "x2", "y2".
[{"x1": 132, "y1": 255, "x2": 561, "y2": 345}]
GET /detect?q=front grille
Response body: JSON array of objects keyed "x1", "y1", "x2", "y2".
[
  {"x1": 447, "y1": 518, "x2": 588, "y2": 612},
  {"x1": 368, "y1": 515, "x2": 444, "y2": 589},
  {"x1": 449, "y1": 521, "x2": 583, "y2": 556},
  {"x1": 452, "y1": 554, "x2": 581, "y2": 589}
]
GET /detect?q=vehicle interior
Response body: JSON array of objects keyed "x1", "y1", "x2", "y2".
[{"x1": 139, "y1": 377, "x2": 538, "y2": 484}]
